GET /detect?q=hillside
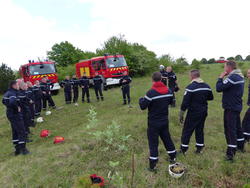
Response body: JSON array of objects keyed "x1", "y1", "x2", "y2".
[{"x1": 0, "y1": 63, "x2": 250, "y2": 188}]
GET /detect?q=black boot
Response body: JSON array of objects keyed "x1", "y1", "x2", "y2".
[
  {"x1": 195, "y1": 146, "x2": 204, "y2": 154},
  {"x1": 14, "y1": 144, "x2": 21, "y2": 156},
  {"x1": 20, "y1": 144, "x2": 30, "y2": 155},
  {"x1": 101, "y1": 97, "x2": 104, "y2": 101},
  {"x1": 148, "y1": 159, "x2": 158, "y2": 172},
  {"x1": 123, "y1": 100, "x2": 127, "y2": 105},
  {"x1": 87, "y1": 98, "x2": 90, "y2": 103}
]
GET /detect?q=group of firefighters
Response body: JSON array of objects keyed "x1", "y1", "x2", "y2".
[
  {"x1": 140, "y1": 61, "x2": 250, "y2": 172},
  {"x1": 2, "y1": 61, "x2": 250, "y2": 173}
]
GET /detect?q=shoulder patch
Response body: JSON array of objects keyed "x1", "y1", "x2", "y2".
[{"x1": 223, "y1": 79, "x2": 228, "y2": 84}]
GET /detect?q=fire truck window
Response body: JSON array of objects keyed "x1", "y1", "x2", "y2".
[
  {"x1": 92, "y1": 61, "x2": 101, "y2": 71},
  {"x1": 100, "y1": 60, "x2": 106, "y2": 69}
]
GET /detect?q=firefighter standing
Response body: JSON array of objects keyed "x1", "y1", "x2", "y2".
[
  {"x1": 166, "y1": 66, "x2": 178, "y2": 107},
  {"x1": 33, "y1": 80, "x2": 43, "y2": 117},
  {"x1": 139, "y1": 72, "x2": 176, "y2": 171},
  {"x1": 80, "y1": 73, "x2": 90, "y2": 103},
  {"x1": 119, "y1": 71, "x2": 132, "y2": 105},
  {"x1": 159, "y1": 65, "x2": 167, "y2": 85},
  {"x1": 26, "y1": 81, "x2": 35, "y2": 126},
  {"x1": 216, "y1": 61, "x2": 245, "y2": 161},
  {"x1": 40, "y1": 77, "x2": 56, "y2": 110},
  {"x1": 179, "y1": 70, "x2": 214, "y2": 154},
  {"x1": 72, "y1": 75, "x2": 80, "y2": 104},
  {"x1": 93, "y1": 72, "x2": 104, "y2": 101},
  {"x1": 242, "y1": 69, "x2": 250, "y2": 142},
  {"x1": 60, "y1": 76, "x2": 74, "y2": 104},
  {"x1": 2, "y1": 81, "x2": 30, "y2": 155}
]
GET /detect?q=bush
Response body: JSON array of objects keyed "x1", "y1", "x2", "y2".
[
  {"x1": 191, "y1": 59, "x2": 201, "y2": 69},
  {"x1": 57, "y1": 64, "x2": 76, "y2": 81},
  {"x1": 0, "y1": 63, "x2": 16, "y2": 93}
]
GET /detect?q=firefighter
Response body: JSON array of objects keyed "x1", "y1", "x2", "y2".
[
  {"x1": 93, "y1": 72, "x2": 104, "y2": 101},
  {"x1": 40, "y1": 77, "x2": 56, "y2": 110},
  {"x1": 33, "y1": 80, "x2": 43, "y2": 117},
  {"x1": 179, "y1": 70, "x2": 214, "y2": 154},
  {"x1": 216, "y1": 61, "x2": 245, "y2": 161},
  {"x1": 72, "y1": 75, "x2": 80, "y2": 105},
  {"x1": 60, "y1": 76, "x2": 74, "y2": 104},
  {"x1": 119, "y1": 71, "x2": 132, "y2": 105},
  {"x1": 242, "y1": 69, "x2": 250, "y2": 142},
  {"x1": 26, "y1": 81, "x2": 35, "y2": 126},
  {"x1": 80, "y1": 73, "x2": 90, "y2": 103},
  {"x1": 18, "y1": 82, "x2": 32, "y2": 142},
  {"x1": 166, "y1": 66, "x2": 178, "y2": 107},
  {"x1": 159, "y1": 65, "x2": 167, "y2": 85},
  {"x1": 2, "y1": 81, "x2": 30, "y2": 155},
  {"x1": 139, "y1": 72, "x2": 176, "y2": 172}
]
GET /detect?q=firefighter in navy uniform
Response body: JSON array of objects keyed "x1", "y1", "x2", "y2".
[
  {"x1": 2, "y1": 81, "x2": 30, "y2": 155},
  {"x1": 119, "y1": 71, "x2": 132, "y2": 105},
  {"x1": 80, "y1": 73, "x2": 90, "y2": 103},
  {"x1": 139, "y1": 72, "x2": 176, "y2": 172},
  {"x1": 60, "y1": 76, "x2": 73, "y2": 104},
  {"x1": 93, "y1": 72, "x2": 104, "y2": 101},
  {"x1": 72, "y1": 75, "x2": 80, "y2": 104},
  {"x1": 179, "y1": 70, "x2": 214, "y2": 154},
  {"x1": 166, "y1": 66, "x2": 178, "y2": 107},
  {"x1": 216, "y1": 61, "x2": 245, "y2": 161},
  {"x1": 242, "y1": 69, "x2": 250, "y2": 142},
  {"x1": 33, "y1": 80, "x2": 43, "y2": 117},
  {"x1": 40, "y1": 77, "x2": 56, "y2": 110},
  {"x1": 26, "y1": 81, "x2": 35, "y2": 126},
  {"x1": 17, "y1": 82, "x2": 33, "y2": 142},
  {"x1": 159, "y1": 65, "x2": 167, "y2": 85}
]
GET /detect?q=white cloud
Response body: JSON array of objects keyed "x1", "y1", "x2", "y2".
[{"x1": 1, "y1": 0, "x2": 250, "y2": 70}]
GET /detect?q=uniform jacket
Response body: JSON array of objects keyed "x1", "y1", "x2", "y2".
[
  {"x1": 60, "y1": 79, "x2": 73, "y2": 92},
  {"x1": 247, "y1": 84, "x2": 250, "y2": 106},
  {"x1": 93, "y1": 75, "x2": 103, "y2": 87},
  {"x1": 72, "y1": 78, "x2": 80, "y2": 89},
  {"x1": 2, "y1": 88, "x2": 20, "y2": 115},
  {"x1": 18, "y1": 90, "x2": 30, "y2": 113},
  {"x1": 119, "y1": 75, "x2": 132, "y2": 89},
  {"x1": 33, "y1": 85, "x2": 43, "y2": 100},
  {"x1": 166, "y1": 71, "x2": 177, "y2": 88},
  {"x1": 216, "y1": 69, "x2": 244, "y2": 112},
  {"x1": 139, "y1": 81, "x2": 173, "y2": 125},
  {"x1": 40, "y1": 82, "x2": 52, "y2": 95},
  {"x1": 80, "y1": 76, "x2": 90, "y2": 88},
  {"x1": 181, "y1": 78, "x2": 213, "y2": 113},
  {"x1": 26, "y1": 87, "x2": 34, "y2": 101}
]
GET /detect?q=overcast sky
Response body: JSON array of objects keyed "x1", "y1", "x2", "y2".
[{"x1": 1, "y1": 0, "x2": 250, "y2": 69}]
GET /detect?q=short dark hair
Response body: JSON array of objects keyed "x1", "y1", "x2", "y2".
[
  {"x1": 9, "y1": 80, "x2": 17, "y2": 89},
  {"x1": 226, "y1": 61, "x2": 237, "y2": 69},
  {"x1": 152, "y1": 72, "x2": 162, "y2": 82},
  {"x1": 190, "y1": 69, "x2": 200, "y2": 78}
]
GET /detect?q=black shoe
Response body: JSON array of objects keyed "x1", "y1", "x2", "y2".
[
  {"x1": 87, "y1": 100, "x2": 90, "y2": 103},
  {"x1": 225, "y1": 155, "x2": 234, "y2": 161},
  {"x1": 101, "y1": 97, "x2": 104, "y2": 101},
  {"x1": 195, "y1": 148, "x2": 203, "y2": 154},
  {"x1": 20, "y1": 148, "x2": 30, "y2": 155},
  {"x1": 178, "y1": 149, "x2": 186, "y2": 156},
  {"x1": 169, "y1": 158, "x2": 176, "y2": 164},
  {"x1": 26, "y1": 139, "x2": 33, "y2": 143},
  {"x1": 123, "y1": 100, "x2": 127, "y2": 105},
  {"x1": 14, "y1": 145, "x2": 21, "y2": 156}
]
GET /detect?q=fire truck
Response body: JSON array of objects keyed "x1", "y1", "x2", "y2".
[
  {"x1": 216, "y1": 57, "x2": 228, "y2": 63},
  {"x1": 19, "y1": 60, "x2": 60, "y2": 94},
  {"x1": 75, "y1": 54, "x2": 129, "y2": 89}
]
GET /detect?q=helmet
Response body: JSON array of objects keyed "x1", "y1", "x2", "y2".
[
  {"x1": 37, "y1": 117, "x2": 44, "y2": 123},
  {"x1": 168, "y1": 162, "x2": 185, "y2": 178},
  {"x1": 159, "y1": 65, "x2": 165, "y2": 70},
  {"x1": 45, "y1": 111, "x2": 52, "y2": 116},
  {"x1": 54, "y1": 136, "x2": 65, "y2": 144},
  {"x1": 40, "y1": 130, "x2": 50, "y2": 137}
]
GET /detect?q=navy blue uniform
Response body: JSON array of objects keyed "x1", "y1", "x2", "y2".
[
  {"x1": 119, "y1": 75, "x2": 132, "y2": 104},
  {"x1": 180, "y1": 79, "x2": 213, "y2": 153},
  {"x1": 60, "y1": 79, "x2": 73, "y2": 104},
  {"x1": 72, "y1": 78, "x2": 80, "y2": 103},
  {"x1": 160, "y1": 70, "x2": 167, "y2": 85},
  {"x1": 40, "y1": 82, "x2": 56, "y2": 109},
  {"x1": 216, "y1": 70, "x2": 245, "y2": 157},
  {"x1": 166, "y1": 71, "x2": 177, "y2": 106},
  {"x1": 26, "y1": 87, "x2": 35, "y2": 124},
  {"x1": 93, "y1": 75, "x2": 104, "y2": 101},
  {"x1": 80, "y1": 76, "x2": 90, "y2": 103},
  {"x1": 139, "y1": 81, "x2": 176, "y2": 168},
  {"x1": 2, "y1": 88, "x2": 27, "y2": 152},
  {"x1": 33, "y1": 85, "x2": 43, "y2": 116},
  {"x1": 242, "y1": 84, "x2": 250, "y2": 141}
]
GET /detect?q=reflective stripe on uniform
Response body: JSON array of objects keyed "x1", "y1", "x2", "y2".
[
  {"x1": 196, "y1": 143, "x2": 204, "y2": 146},
  {"x1": 243, "y1": 132, "x2": 250, "y2": 135},
  {"x1": 149, "y1": 156, "x2": 158, "y2": 160},
  {"x1": 181, "y1": 144, "x2": 189, "y2": 147},
  {"x1": 144, "y1": 94, "x2": 173, "y2": 101},
  {"x1": 226, "y1": 78, "x2": 244, "y2": 85},
  {"x1": 237, "y1": 138, "x2": 244, "y2": 141},
  {"x1": 167, "y1": 150, "x2": 176, "y2": 154},
  {"x1": 228, "y1": 144, "x2": 237, "y2": 148},
  {"x1": 185, "y1": 88, "x2": 212, "y2": 92}
]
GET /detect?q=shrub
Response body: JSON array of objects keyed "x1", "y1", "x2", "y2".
[{"x1": 0, "y1": 63, "x2": 16, "y2": 93}]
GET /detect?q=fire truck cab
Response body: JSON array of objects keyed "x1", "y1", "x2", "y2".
[
  {"x1": 19, "y1": 60, "x2": 60, "y2": 94},
  {"x1": 76, "y1": 54, "x2": 129, "y2": 89}
]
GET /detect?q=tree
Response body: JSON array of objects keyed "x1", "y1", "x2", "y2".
[
  {"x1": 191, "y1": 59, "x2": 201, "y2": 69},
  {"x1": 200, "y1": 58, "x2": 208, "y2": 64},
  {"x1": 158, "y1": 54, "x2": 174, "y2": 67},
  {"x1": 207, "y1": 58, "x2": 216, "y2": 64},
  {"x1": 235, "y1": 55, "x2": 243, "y2": 61},
  {"x1": 47, "y1": 41, "x2": 95, "y2": 67},
  {"x1": 227, "y1": 57, "x2": 235, "y2": 61},
  {"x1": 245, "y1": 55, "x2": 250, "y2": 61},
  {"x1": 0, "y1": 63, "x2": 16, "y2": 93}
]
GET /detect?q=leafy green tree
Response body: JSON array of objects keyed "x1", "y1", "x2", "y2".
[
  {"x1": 191, "y1": 59, "x2": 201, "y2": 69},
  {"x1": 227, "y1": 57, "x2": 235, "y2": 61},
  {"x1": 245, "y1": 55, "x2": 250, "y2": 61},
  {"x1": 158, "y1": 54, "x2": 174, "y2": 67},
  {"x1": 208, "y1": 58, "x2": 216, "y2": 64},
  {"x1": 0, "y1": 63, "x2": 16, "y2": 93},
  {"x1": 235, "y1": 55, "x2": 243, "y2": 61},
  {"x1": 200, "y1": 58, "x2": 208, "y2": 64},
  {"x1": 47, "y1": 41, "x2": 95, "y2": 67}
]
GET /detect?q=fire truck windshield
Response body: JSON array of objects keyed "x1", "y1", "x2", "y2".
[
  {"x1": 106, "y1": 57, "x2": 127, "y2": 68},
  {"x1": 29, "y1": 64, "x2": 56, "y2": 75}
]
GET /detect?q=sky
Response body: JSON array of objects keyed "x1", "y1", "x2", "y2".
[{"x1": 0, "y1": 0, "x2": 250, "y2": 69}]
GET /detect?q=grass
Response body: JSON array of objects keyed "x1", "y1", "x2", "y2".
[{"x1": 0, "y1": 63, "x2": 250, "y2": 187}]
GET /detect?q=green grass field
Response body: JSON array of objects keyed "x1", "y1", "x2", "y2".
[{"x1": 0, "y1": 63, "x2": 250, "y2": 188}]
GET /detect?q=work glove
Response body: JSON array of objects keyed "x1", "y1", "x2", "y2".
[{"x1": 179, "y1": 110, "x2": 185, "y2": 124}]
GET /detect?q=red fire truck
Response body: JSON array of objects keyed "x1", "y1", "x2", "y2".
[
  {"x1": 75, "y1": 54, "x2": 129, "y2": 89},
  {"x1": 19, "y1": 60, "x2": 60, "y2": 94},
  {"x1": 216, "y1": 57, "x2": 228, "y2": 63}
]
